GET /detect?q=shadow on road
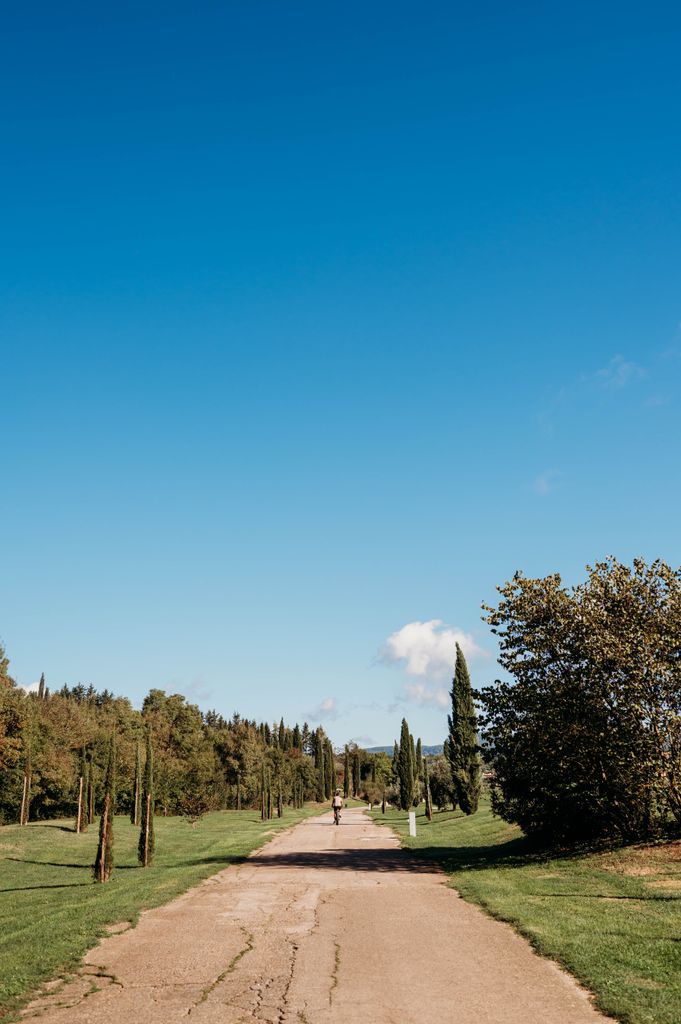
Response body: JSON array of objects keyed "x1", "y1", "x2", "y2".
[{"x1": 243, "y1": 846, "x2": 437, "y2": 873}]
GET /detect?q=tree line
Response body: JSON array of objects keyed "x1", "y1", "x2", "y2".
[{"x1": 0, "y1": 660, "x2": 340, "y2": 829}]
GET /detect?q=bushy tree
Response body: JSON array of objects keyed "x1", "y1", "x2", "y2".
[{"x1": 480, "y1": 558, "x2": 681, "y2": 843}]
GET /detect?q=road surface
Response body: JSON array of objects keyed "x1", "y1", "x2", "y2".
[{"x1": 23, "y1": 808, "x2": 609, "y2": 1023}]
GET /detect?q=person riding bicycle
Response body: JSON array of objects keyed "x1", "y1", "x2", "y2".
[{"x1": 332, "y1": 789, "x2": 343, "y2": 824}]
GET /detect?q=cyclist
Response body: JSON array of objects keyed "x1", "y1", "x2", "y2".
[{"x1": 332, "y1": 788, "x2": 343, "y2": 825}]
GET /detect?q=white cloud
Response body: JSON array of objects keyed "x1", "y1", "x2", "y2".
[
  {"x1": 19, "y1": 681, "x2": 40, "y2": 694},
  {"x1": 305, "y1": 696, "x2": 339, "y2": 722},
  {"x1": 379, "y1": 620, "x2": 485, "y2": 678},
  {"x1": 594, "y1": 355, "x2": 646, "y2": 390},
  {"x1": 405, "y1": 681, "x2": 450, "y2": 708}
]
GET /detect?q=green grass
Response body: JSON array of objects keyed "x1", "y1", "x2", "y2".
[
  {"x1": 372, "y1": 800, "x2": 681, "y2": 1024},
  {"x1": 0, "y1": 806, "x2": 323, "y2": 1020}
]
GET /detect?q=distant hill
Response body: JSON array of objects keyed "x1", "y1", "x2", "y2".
[{"x1": 367, "y1": 744, "x2": 443, "y2": 757}]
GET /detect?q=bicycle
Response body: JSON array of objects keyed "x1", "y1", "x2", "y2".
[{"x1": 333, "y1": 806, "x2": 341, "y2": 826}]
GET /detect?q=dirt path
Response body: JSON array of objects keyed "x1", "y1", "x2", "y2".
[{"x1": 23, "y1": 809, "x2": 610, "y2": 1023}]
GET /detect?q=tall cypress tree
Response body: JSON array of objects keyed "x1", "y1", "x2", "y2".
[
  {"x1": 325, "y1": 738, "x2": 335, "y2": 798},
  {"x1": 446, "y1": 642, "x2": 481, "y2": 815},
  {"x1": 415, "y1": 738, "x2": 423, "y2": 780},
  {"x1": 397, "y1": 718, "x2": 414, "y2": 810},
  {"x1": 314, "y1": 729, "x2": 325, "y2": 801},
  {"x1": 343, "y1": 747, "x2": 350, "y2": 798},
  {"x1": 392, "y1": 741, "x2": 399, "y2": 785},
  {"x1": 352, "y1": 749, "x2": 361, "y2": 798},
  {"x1": 131, "y1": 742, "x2": 142, "y2": 826},
  {"x1": 19, "y1": 736, "x2": 32, "y2": 826},
  {"x1": 75, "y1": 747, "x2": 88, "y2": 833},
  {"x1": 423, "y1": 757, "x2": 433, "y2": 821},
  {"x1": 87, "y1": 759, "x2": 95, "y2": 824},
  {"x1": 138, "y1": 733, "x2": 155, "y2": 867},
  {"x1": 94, "y1": 735, "x2": 116, "y2": 882},
  {"x1": 37, "y1": 673, "x2": 45, "y2": 700}
]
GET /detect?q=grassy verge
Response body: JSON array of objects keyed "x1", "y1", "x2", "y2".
[
  {"x1": 0, "y1": 805, "x2": 323, "y2": 1019},
  {"x1": 371, "y1": 799, "x2": 681, "y2": 1024}
]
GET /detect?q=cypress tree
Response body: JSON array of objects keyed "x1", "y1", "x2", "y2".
[
  {"x1": 75, "y1": 747, "x2": 88, "y2": 833},
  {"x1": 446, "y1": 642, "x2": 481, "y2": 815},
  {"x1": 131, "y1": 742, "x2": 142, "y2": 826},
  {"x1": 94, "y1": 735, "x2": 116, "y2": 882},
  {"x1": 325, "y1": 738, "x2": 335, "y2": 798},
  {"x1": 20, "y1": 736, "x2": 32, "y2": 826},
  {"x1": 424, "y1": 757, "x2": 433, "y2": 821},
  {"x1": 352, "y1": 750, "x2": 361, "y2": 797},
  {"x1": 278, "y1": 718, "x2": 285, "y2": 749},
  {"x1": 343, "y1": 747, "x2": 350, "y2": 798},
  {"x1": 292, "y1": 723, "x2": 302, "y2": 750},
  {"x1": 415, "y1": 738, "x2": 423, "y2": 780},
  {"x1": 87, "y1": 761, "x2": 95, "y2": 824},
  {"x1": 37, "y1": 673, "x2": 45, "y2": 700},
  {"x1": 314, "y1": 730, "x2": 325, "y2": 801},
  {"x1": 392, "y1": 741, "x2": 399, "y2": 785},
  {"x1": 138, "y1": 734, "x2": 155, "y2": 867},
  {"x1": 261, "y1": 761, "x2": 267, "y2": 819},
  {"x1": 397, "y1": 718, "x2": 414, "y2": 810}
]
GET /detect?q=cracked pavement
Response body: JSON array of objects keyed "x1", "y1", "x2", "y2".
[{"x1": 22, "y1": 808, "x2": 610, "y2": 1023}]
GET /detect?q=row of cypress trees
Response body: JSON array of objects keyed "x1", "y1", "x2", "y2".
[
  {"x1": 93, "y1": 733, "x2": 155, "y2": 882},
  {"x1": 392, "y1": 643, "x2": 480, "y2": 816}
]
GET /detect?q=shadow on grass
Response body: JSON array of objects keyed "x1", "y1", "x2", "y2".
[
  {"x1": 3, "y1": 857, "x2": 137, "y2": 871},
  {"x1": 0, "y1": 882, "x2": 91, "y2": 893}
]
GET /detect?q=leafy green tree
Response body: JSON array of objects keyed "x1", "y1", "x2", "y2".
[
  {"x1": 480, "y1": 558, "x2": 681, "y2": 843},
  {"x1": 428, "y1": 755, "x2": 457, "y2": 811},
  {"x1": 446, "y1": 643, "x2": 480, "y2": 815},
  {"x1": 94, "y1": 735, "x2": 116, "y2": 882}
]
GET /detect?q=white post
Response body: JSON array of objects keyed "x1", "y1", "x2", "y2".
[{"x1": 408, "y1": 811, "x2": 416, "y2": 837}]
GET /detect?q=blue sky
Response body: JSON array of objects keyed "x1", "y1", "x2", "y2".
[{"x1": 2, "y1": 2, "x2": 680, "y2": 745}]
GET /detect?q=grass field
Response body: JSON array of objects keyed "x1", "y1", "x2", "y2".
[
  {"x1": 0, "y1": 806, "x2": 323, "y2": 1020},
  {"x1": 372, "y1": 800, "x2": 681, "y2": 1024}
]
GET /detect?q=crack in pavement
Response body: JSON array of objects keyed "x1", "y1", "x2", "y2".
[{"x1": 189, "y1": 927, "x2": 255, "y2": 1014}]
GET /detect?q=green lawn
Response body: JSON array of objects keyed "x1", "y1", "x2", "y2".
[
  {"x1": 372, "y1": 800, "x2": 681, "y2": 1024},
  {"x1": 0, "y1": 806, "x2": 323, "y2": 1020}
]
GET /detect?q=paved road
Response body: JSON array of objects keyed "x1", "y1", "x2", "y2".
[{"x1": 23, "y1": 808, "x2": 609, "y2": 1023}]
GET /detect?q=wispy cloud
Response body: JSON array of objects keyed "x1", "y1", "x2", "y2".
[
  {"x1": 19, "y1": 681, "x2": 40, "y2": 694},
  {"x1": 533, "y1": 469, "x2": 562, "y2": 496},
  {"x1": 305, "y1": 696, "x2": 339, "y2": 722},
  {"x1": 379, "y1": 620, "x2": 485, "y2": 679},
  {"x1": 592, "y1": 354, "x2": 646, "y2": 390}
]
